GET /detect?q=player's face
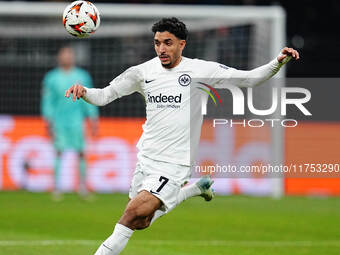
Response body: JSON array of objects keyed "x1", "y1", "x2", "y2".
[
  {"x1": 58, "y1": 47, "x2": 75, "y2": 70},
  {"x1": 154, "y1": 31, "x2": 186, "y2": 69}
]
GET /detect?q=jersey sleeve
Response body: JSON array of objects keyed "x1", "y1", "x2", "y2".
[
  {"x1": 83, "y1": 66, "x2": 143, "y2": 106},
  {"x1": 40, "y1": 72, "x2": 56, "y2": 122},
  {"x1": 206, "y1": 58, "x2": 285, "y2": 88}
]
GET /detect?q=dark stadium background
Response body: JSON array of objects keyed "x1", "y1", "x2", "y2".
[
  {"x1": 0, "y1": 0, "x2": 338, "y2": 120},
  {"x1": 95, "y1": 0, "x2": 339, "y2": 79},
  {"x1": 1, "y1": 0, "x2": 337, "y2": 77}
]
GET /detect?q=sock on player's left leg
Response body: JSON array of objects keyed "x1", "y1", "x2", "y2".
[
  {"x1": 94, "y1": 223, "x2": 133, "y2": 255},
  {"x1": 150, "y1": 209, "x2": 166, "y2": 225},
  {"x1": 150, "y1": 177, "x2": 212, "y2": 225}
]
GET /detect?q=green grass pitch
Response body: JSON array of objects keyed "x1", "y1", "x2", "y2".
[{"x1": 1, "y1": 191, "x2": 340, "y2": 255}]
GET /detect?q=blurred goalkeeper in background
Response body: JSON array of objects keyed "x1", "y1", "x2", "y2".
[
  {"x1": 41, "y1": 46, "x2": 98, "y2": 200},
  {"x1": 65, "y1": 17, "x2": 299, "y2": 255}
]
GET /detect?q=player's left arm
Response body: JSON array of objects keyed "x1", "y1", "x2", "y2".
[{"x1": 225, "y1": 47, "x2": 299, "y2": 88}]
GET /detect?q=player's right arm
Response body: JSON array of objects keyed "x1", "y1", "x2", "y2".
[{"x1": 65, "y1": 66, "x2": 143, "y2": 106}]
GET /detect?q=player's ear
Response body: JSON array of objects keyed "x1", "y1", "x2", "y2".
[{"x1": 179, "y1": 40, "x2": 186, "y2": 50}]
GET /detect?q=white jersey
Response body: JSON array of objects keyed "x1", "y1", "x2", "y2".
[{"x1": 84, "y1": 56, "x2": 284, "y2": 166}]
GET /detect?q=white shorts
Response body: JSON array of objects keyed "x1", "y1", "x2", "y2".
[{"x1": 129, "y1": 154, "x2": 191, "y2": 212}]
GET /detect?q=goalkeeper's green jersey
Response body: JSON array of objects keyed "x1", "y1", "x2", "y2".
[{"x1": 41, "y1": 67, "x2": 98, "y2": 129}]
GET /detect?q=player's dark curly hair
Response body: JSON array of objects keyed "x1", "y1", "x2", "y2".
[{"x1": 152, "y1": 17, "x2": 188, "y2": 40}]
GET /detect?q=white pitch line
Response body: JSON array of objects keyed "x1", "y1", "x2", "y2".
[
  {"x1": 0, "y1": 240, "x2": 340, "y2": 247},
  {"x1": 0, "y1": 240, "x2": 99, "y2": 246},
  {"x1": 140, "y1": 240, "x2": 340, "y2": 247}
]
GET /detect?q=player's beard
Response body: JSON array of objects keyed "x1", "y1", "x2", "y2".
[
  {"x1": 160, "y1": 53, "x2": 180, "y2": 68},
  {"x1": 159, "y1": 54, "x2": 171, "y2": 68},
  {"x1": 161, "y1": 62, "x2": 171, "y2": 68}
]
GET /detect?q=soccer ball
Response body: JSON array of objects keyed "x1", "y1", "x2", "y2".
[{"x1": 63, "y1": 1, "x2": 100, "y2": 38}]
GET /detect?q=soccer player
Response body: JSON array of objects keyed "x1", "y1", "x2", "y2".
[
  {"x1": 65, "y1": 18, "x2": 299, "y2": 254},
  {"x1": 41, "y1": 46, "x2": 98, "y2": 200}
]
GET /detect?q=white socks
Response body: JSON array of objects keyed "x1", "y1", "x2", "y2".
[
  {"x1": 94, "y1": 183, "x2": 201, "y2": 254},
  {"x1": 176, "y1": 182, "x2": 201, "y2": 202},
  {"x1": 94, "y1": 223, "x2": 133, "y2": 255},
  {"x1": 150, "y1": 182, "x2": 201, "y2": 225}
]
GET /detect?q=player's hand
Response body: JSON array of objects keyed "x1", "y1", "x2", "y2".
[
  {"x1": 65, "y1": 84, "x2": 86, "y2": 101},
  {"x1": 277, "y1": 47, "x2": 300, "y2": 63}
]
